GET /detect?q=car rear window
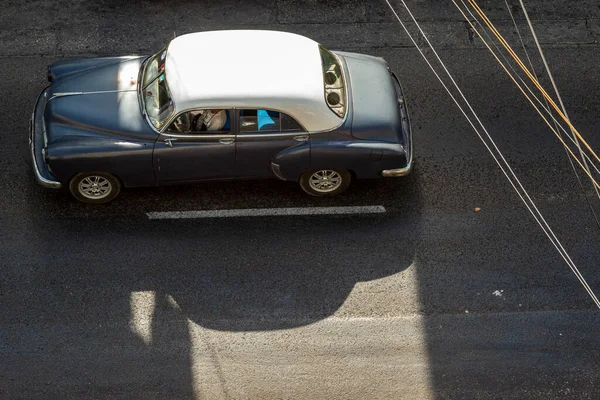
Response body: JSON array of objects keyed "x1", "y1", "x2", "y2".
[
  {"x1": 319, "y1": 45, "x2": 347, "y2": 119},
  {"x1": 240, "y1": 110, "x2": 305, "y2": 133},
  {"x1": 281, "y1": 113, "x2": 303, "y2": 131}
]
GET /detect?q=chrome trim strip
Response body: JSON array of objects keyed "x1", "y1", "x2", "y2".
[
  {"x1": 237, "y1": 132, "x2": 305, "y2": 139},
  {"x1": 50, "y1": 89, "x2": 136, "y2": 99},
  {"x1": 382, "y1": 72, "x2": 413, "y2": 178},
  {"x1": 381, "y1": 154, "x2": 413, "y2": 177},
  {"x1": 381, "y1": 130, "x2": 413, "y2": 177},
  {"x1": 29, "y1": 90, "x2": 62, "y2": 189},
  {"x1": 51, "y1": 91, "x2": 83, "y2": 97},
  {"x1": 160, "y1": 131, "x2": 307, "y2": 140},
  {"x1": 382, "y1": 145, "x2": 413, "y2": 177},
  {"x1": 160, "y1": 132, "x2": 233, "y2": 139},
  {"x1": 270, "y1": 162, "x2": 286, "y2": 181}
]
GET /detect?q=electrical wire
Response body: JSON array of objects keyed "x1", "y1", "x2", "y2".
[
  {"x1": 458, "y1": 0, "x2": 600, "y2": 189},
  {"x1": 466, "y1": 0, "x2": 600, "y2": 166},
  {"x1": 510, "y1": 0, "x2": 600, "y2": 229},
  {"x1": 459, "y1": 1, "x2": 600, "y2": 182},
  {"x1": 452, "y1": 0, "x2": 600, "y2": 189},
  {"x1": 452, "y1": 0, "x2": 600, "y2": 305},
  {"x1": 383, "y1": 0, "x2": 600, "y2": 308}
]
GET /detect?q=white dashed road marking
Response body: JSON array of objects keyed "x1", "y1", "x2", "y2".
[{"x1": 147, "y1": 206, "x2": 387, "y2": 219}]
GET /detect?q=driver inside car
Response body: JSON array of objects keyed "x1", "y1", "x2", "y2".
[
  {"x1": 194, "y1": 109, "x2": 227, "y2": 131},
  {"x1": 170, "y1": 112, "x2": 190, "y2": 133}
]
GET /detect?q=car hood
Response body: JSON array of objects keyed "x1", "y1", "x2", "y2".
[
  {"x1": 44, "y1": 90, "x2": 155, "y2": 146},
  {"x1": 43, "y1": 56, "x2": 156, "y2": 144},
  {"x1": 49, "y1": 56, "x2": 144, "y2": 95}
]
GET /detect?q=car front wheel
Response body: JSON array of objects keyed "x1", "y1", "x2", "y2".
[
  {"x1": 69, "y1": 172, "x2": 121, "y2": 204},
  {"x1": 299, "y1": 168, "x2": 351, "y2": 197}
]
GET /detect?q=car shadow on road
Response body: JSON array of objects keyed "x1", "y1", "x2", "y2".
[
  {"x1": 26, "y1": 169, "x2": 423, "y2": 329},
  {"x1": 5, "y1": 164, "x2": 423, "y2": 397},
  {"x1": 30, "y1": 170, "x2": 420, "y2": 218}
]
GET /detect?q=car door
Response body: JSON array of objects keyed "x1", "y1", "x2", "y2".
[
  {"x1": 235, "y1": 109, "x2": 310, "y2": 179},
  {"x1": 153, "y1": 108, "x2": 236, "y2": 184}
]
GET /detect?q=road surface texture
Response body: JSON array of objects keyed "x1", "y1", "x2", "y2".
[{"x1": 1, "y1": 1, "x2": 599, "y2": 399}]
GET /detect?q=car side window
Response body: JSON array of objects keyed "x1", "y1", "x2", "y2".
[
  {"x1": 239, "y1": 109, "x2": 305, "y2": 133},
  {"x1": 281, "y1": 113, "x2": 304, "y2": 132},
  {"x1": 167, "y1": 109, "x2": 231, "y2": 134},
  {"x1": 167, "y1": 112, "x2": 191, "y2": 133}
]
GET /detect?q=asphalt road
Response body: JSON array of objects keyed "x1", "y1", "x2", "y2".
[{"x1": 1, "y1": 1, "x2": 600, "y2": 399}]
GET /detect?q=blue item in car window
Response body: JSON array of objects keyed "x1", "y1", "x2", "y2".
[
  {"x1": 223, "y1": 111, "x2": 230, "y2": 130},
  {"x1": 257, "y1": 109, "x2": 276, "y2": 130}
]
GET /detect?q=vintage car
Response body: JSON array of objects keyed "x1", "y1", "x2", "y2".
[{"x1": 29, "y1": 30, "x2": 413, "y2": 203}]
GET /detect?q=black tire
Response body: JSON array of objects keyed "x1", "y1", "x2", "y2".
[
  {"x1": 299, "y1": 168, "x2": 351, "y2": 197},
  {"x1": 69, "y1": 172, "x2": 121, "y2": 204}
]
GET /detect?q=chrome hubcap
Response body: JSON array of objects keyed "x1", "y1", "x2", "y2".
[
  {"x1": 309, "y1": 170, "x2": 342, "y2": 193},
  {"x1": 78, "y1": 176, "x2": 112, "y2": 199}
]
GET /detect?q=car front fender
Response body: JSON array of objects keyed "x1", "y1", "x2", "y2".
[{"x1": 47, "y1": 135, "x2": 155, "y2": 188}]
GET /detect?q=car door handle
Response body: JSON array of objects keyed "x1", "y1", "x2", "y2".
[
  {"x1": 164, "y1": 138, "x2": 177, "y2": 147},
  {"x1": 219, "y1": 138, "x2": 235, "y2": 144},
  {"x1": 293, "y1": 135, "x2": 309, "y2": 142}
]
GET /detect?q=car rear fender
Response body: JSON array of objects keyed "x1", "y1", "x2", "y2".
[
  {"x1": 271, "y1": 142, "x2": 311, "y2": 182},
  {"x1": 309, "y1": 139, "x2": 406, "y2": 179}
]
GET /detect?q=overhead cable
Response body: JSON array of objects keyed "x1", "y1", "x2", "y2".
[
  {"x1": 461, "y1": 1, "x2": 600, "y2": 183},
  {"x1": 511, "y1": 0, "x2": 600, "y2": 228},
  {"x1": 383, "y1": 0, "x2": 600, "y2": 308},
  {"x1": 452, "y1": 0, "x2": 600, "y2": 305},
  {"x1": 466, "y1": 0, "x2": 600, "y2": 166},
  {"x1": 454, "y1": 0, "x2": 600, "y2": 189}
]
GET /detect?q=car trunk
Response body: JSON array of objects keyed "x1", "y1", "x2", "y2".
[{"x1": 336, "y1": 51, "x2": 404, "y2": 145}]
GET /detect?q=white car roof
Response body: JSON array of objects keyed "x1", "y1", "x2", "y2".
[{"x1": 164, "y1": 30, "x2": 343, "y2": 132}]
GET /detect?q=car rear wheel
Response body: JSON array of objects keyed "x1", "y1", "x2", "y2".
[
  {"x1": 299, "y1": 168, "x2": 351, "y2": 197},
  {"x1": 69, "y1": 172, "x2": 121, "y2": 204}
]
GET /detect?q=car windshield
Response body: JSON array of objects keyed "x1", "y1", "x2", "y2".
[
  {"x1": 141, "y1": 47, "x2": 174, "y2": 130},
  {"x1": 143, "y1": 74, "x2": 173, "y2": 130},
  {"x1": 143, "y1": 47, "x2": 167, "y2": 87}
]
